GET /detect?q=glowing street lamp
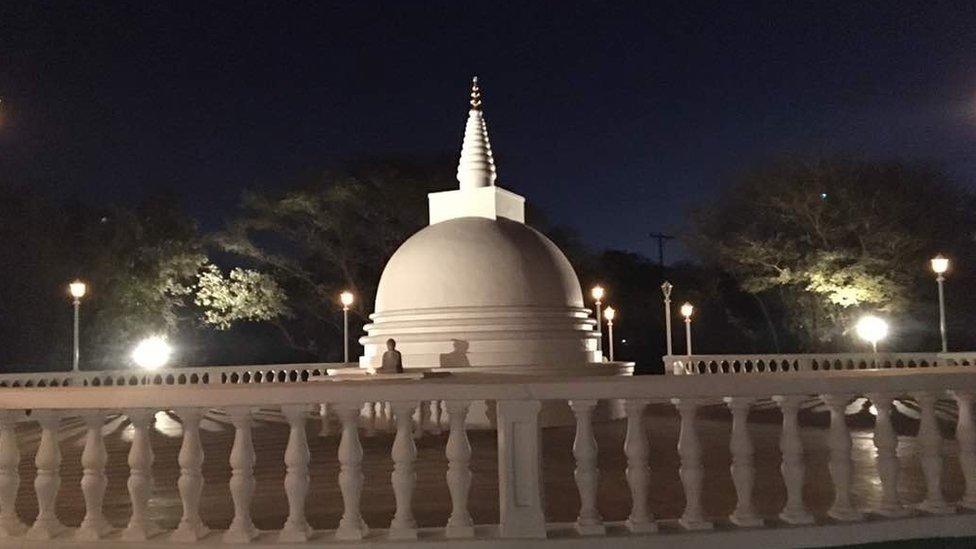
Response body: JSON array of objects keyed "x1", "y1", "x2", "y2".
[
  {"x1": 661, "y1": 281, "x2": 674, "y2": 356},
  {"x1": 68, "y1": 280, "x2": 87, "y2": 372},
  {"x1": 131, "y1": 336, "x2": 172, "y2": 370},
  {"x1": 930, "y1": 254, "x2": 950, "y2": 353},
  {"x1": 680, "y1": 302, "x2": 694, "y2": 356},
  {"x1": 604, "y1": 306, "x2": 616, "y2": 362},
  {"x1": 340, "y1": 291, "x2": 355, "y2": 363},
  {"x1": 855, "y1": 315, "x2": 888, "y2": 353},
  {"x1": 591, "y1": 285, "x2": 605, "y2": 356}
]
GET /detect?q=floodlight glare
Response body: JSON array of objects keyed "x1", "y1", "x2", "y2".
[
  {"x1": 855, "y1": 315, "x2": 888, "y2": 352},
  {"x1": 131, "y1": 336, "x2": 172, "y2": 370}
]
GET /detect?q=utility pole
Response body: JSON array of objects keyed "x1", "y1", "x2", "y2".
[{"x1": 648, "y1": 232, "x2": 675, "y2": 267}]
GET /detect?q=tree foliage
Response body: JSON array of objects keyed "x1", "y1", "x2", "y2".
[{"x1": 690, "y1": 157, "x2": 976, "y2": 351}]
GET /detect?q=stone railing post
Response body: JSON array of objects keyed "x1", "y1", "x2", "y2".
[
  {"x1": 389, "y1": 401, "x2": 418, "y2": 540},
  {"x1": 772, "y1": 395, "x2": 813, "y2": 524},
  {"x1": 865, "y1": 393, "x2": 909, "y2": 517},
  {"x1": 122, "y1": 409, "x2": 160, "y2": 540},
  {"x1": 430, "y1": 400, "x2": 443, "y2": 435},
  {"x1": 569, "y1": 399, "x2": 604, "y2": 535},
  {"x1": 0, "y1": 411, "x2": 25, "y2": 538},
  {"x1": 913, "y1": 391, "x2": 955, "y2": 514},
  {"x1": 725, "y1": 397, "x2": 762, "y2": 526},
  {"x1": 623, "y1": 399, "x2": 655, "y2": 533},
  {"x1": 335, "y1": 401, "x2": 369, "y2": 540},
  {"x1": 821, "y1": 394, "x2": 863, "y2": 521},
  {"x1": 76, "y1": 411, "x2": 111, "y2": 540},
  {"x1": 445, "y1": 400, "x2": 474, "y2": 538},
  {"x1": 497, "y1": 399, "x2": 546, "y2": 539},
  {"x1": 27, "y1": 410, "x2": 65, "y2": 540},
  {"x1": 172, "y1": 408, "x2": 209, "y2": 541},
  {"x1": 952, "y1": 390, "x2": 976, "y2": 510},
  {"x1": 223, "y1": 406, "x2": 259, "y2": 543},
  {"x1": 672, "y1": 398, "x2": 712, "y2": 530},
  {"x1": 319, "y1": 403, "x2": 331, "y2": 438},
  {"x1": 280, "y1": 404, "x2": 312, "y2": 542},
  {"x1": 414, "y1": 401, "x2": 427, "y2": 440},
  {"x1": 364, "y1": 402, "x2": 377, "y2": 438}
]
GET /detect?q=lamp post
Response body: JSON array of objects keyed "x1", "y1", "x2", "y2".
[
  {"x1": 340, "y1": 291, "x2": 355, "y2": 363},
  {"x1": 855, "y1": 315, "x2": 888, "y2": 354},
  {"x1": 68, "y1": 280, "x2": 87, "y2": 372},
  {"x1": 604, "y1": 306, "x2": 616, "y2": 362},
  {"x1": 591, "y1": 285, "x2": 605, "y2": 357},
  {"x1": 930, "y1": 254, "x2": 949, "y2": 353},
  {"x1": 661, "y1": 281, "x2": 673, "y2": 355},
  {"x1": 680, "y1": 302, "x2": 694, "y2": 356}
]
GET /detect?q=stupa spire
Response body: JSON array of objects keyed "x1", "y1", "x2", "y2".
[{"x1": 457, "y1": 76, "x2": 497, "y2": 190}]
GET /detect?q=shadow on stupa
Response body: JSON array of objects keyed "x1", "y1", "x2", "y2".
[{"x1": 439, "y1": 339, "x2": 471, "y2": 367}]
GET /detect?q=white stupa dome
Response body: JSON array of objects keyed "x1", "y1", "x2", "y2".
[
  {"x1": 358, "y1": 78, "x2": 602, "y2": 372},
  {"x1": 375, "y1": 217, "x2": 583, "y2": 312}
]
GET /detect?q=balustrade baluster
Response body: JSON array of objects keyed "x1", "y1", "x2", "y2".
[
  {"x1": 671, "y1": 398, "x2": 712, "y2": 530},
  {"x1": 773, "y1": 395, "x2": 814, "y2": 524},
  {"x1": 821, "y1": 394, "x2": 863, "y2": 521},
  {"x1": 27, "y1": 410, "x2": 65, "y2": 539},
  {"x1": 913, "y1": 391, "x2": 955, "y2": 514},
  {"x1": 445, "y1": 400, "x2": 474, "y2": 538},
  {"x1": 172, "y1": 408, "x2": 210, "y2": 541},
  {"x1": 725, "y1": 397, "x2": 762, "y2": 526},
  {"x1": 335, "y1": 401, "x2": 369, "y2": 540},
  {"x1": 623, "y1": 399, "x2": 655, "y2": 533},
  {"x1": 364, "y1": 402, "x2": 377, "y2": 438},
  {"x1": 76, "y1": 411, "x2": 111, "y2": 540},
  {"x1": 224, "y1": 406, "x2": 259, "y2": 542},
  {"x1": 414, "y1": 401, "x2": 427, "y2": 440},
  {"x1": 280, "y1": 404, "x2": 312, "y2": 542},
  {"x1": 430, "y1": 400, "x2": 443, "y2": 435},
  {"x1": 951, "y1": 391, "x2": 976, "y2": 510},
  {"x1": 389, "y1": 401, "x2": 418, "y2": 540},
  {"x1": 122, "y1": 409, "x2": 160, "y2": 540},
  {"x1": 319, "y1": 403, "x2": 331, "y2": 438},
  {"x1": 384, "y1": 402, "x2": 396, "y2": 434},
  {"x1": 0, "y1": 411, "x2": 25, "y2": 537},
  {"x1": 866, "y1": 393, "x2": 909, "y2": 517},
  {"x1": 569, "y1": 399, "x2": 604, "y2": 535}
]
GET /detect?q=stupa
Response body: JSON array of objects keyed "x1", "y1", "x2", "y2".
[{"x1": 359, "y1": 78, "x2": 630, "y2": 379}]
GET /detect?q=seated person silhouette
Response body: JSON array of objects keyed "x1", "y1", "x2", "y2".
[{"x1": 379, "y1": 338, "x2": 404, "y2": 374}]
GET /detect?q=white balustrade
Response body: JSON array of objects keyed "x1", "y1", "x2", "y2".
[
  {"x1": 672, "y1": 398, "x2": 712, "y2": 530},
  {"x1": 913, "y1": 391, "x2": 955, "y2": 515},
  {"x1": 430, "y1": 400, "x2": 443, "y2": 435},
  {"x1": 821, "y1": 394, "x2": 863, "y2": 521},
  {"x1": 665, "y1": 352, "x2": 976, "y2": 376},
  {"x1": 773, "y1": 395, "x2": 814, "y2": 524},
  {"x1": 725, "y1": 397, "x2": 762, "y2": 526},
  {"x1": 0, "y1": 411, "x2": 25, "y2": 538},
  {"x1": 27, "y1": 410, "x2": 65, "y2": 540},
  {"x1": 569, "y1": 399, "x2": 604, "y2": 535},
  {"x1": 280, "y1": 404, "x2": 312, "y2": 542},
  {"x1": 365, "y1": 401, "x2": 377, "y2": 437},
  {"x1": 76, "y1": 411, "x2": 111, "y2": 540},
  {"x1": 319, "y1": 403, "x2": 332, "y2": 438},
  {"x1": 623, "y1": 399, "x2": 654, "y2": 533},
  {"x1": 445, "y1": 400, "x2": 474, "y2": 538},
  {"x1": 335, "y1": 401, "x2": 369, "y2": 540},
  {"x1": 224, "y1": 406, "x2": 259, "y2": 543},
  {"x1": 0, "y1": 364, "x2": 970, "y2": 546},
  {"x1": 952, "y1": 390, "x2": 976, "y2": 510},
  {"x1": 122, "y1": 409, "x2": 160, "y2": 540},
  {"x1": 866, "y1": 393, "x2": 909, "y2": 517},
  {"x1": 389, "y1": 401, "x2": 418, "y2": 540},
  {"x1": 173, "y1": 407, "x2": 210, "y2": 541}
]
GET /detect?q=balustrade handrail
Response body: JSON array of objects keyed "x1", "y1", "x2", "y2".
[
  {"x1": 663, "y1": 351, "x2": 976, "y2": 375},
  {"x1": 0, "y1": 361, "x2": 361, "y2": 388},
  {"x1": 0, "y1": 368, "x2": 973, "y2": 411}
]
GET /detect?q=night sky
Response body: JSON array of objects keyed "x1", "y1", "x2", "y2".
[{"x1": 2, "y1": 2, "x2": 975, "y2": 260}]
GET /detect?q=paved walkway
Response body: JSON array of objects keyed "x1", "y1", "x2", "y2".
[{"x1": 8, "y1": 401, "x2": 966, "y2": 530}]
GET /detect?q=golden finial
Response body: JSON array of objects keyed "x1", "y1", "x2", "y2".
[{"x1": 469, "y1": 76, "x2": 482, "y2": 110}]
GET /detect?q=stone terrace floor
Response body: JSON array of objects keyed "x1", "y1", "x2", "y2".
[{"x1": 7, "y1": 400, "x2": 968, "y2": 531}]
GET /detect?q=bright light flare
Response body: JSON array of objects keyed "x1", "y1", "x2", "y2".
[
  {"x1": 604, "y1": 306, "x2": 616, "y2": 322},
  {"x1": 340, "y1": 290, "x2": 354, "y2": 307},
  {"x1": 680, "y1": 302, "x2": 694, "y2": 319},
  {"x1": 931, "y1": 254, "x2": 949, "y2": 275},
  {"x1": 68, "y1": 280, "x2": 87, "y2": 299},
  {"x1": 855, "y1": 315, "x2": 888, "y2": 347},
  {"x1": 131, "y1": 336, "x2": 172, "y2": 370},
  {"x1": 591, "y1": 285, "x2": 605, "y2": 301}
]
